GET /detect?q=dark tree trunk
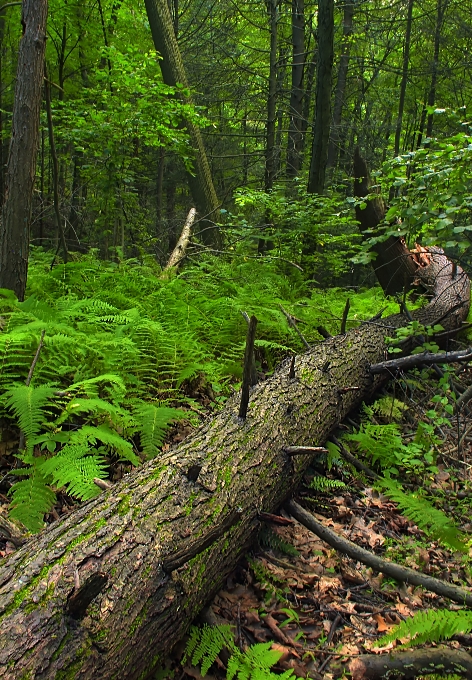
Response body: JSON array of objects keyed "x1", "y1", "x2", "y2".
[
  {"x1": 0, "y1": 212, "x2": 468, "y2": 677},
  {"x1": 144, "y1": 0, "x2": 221, "y2": 247},
  {"x1": 417, "y1": 0, "x2": 448, "y2": 146},
  {"x1": 307, "y1": 0, "x2": 334, "y2": 194},
  {"x1": 426, "y1": 0, "x2": 447, "y2": 138},
  {"x1": 264, "y1": 0, "x2": 278, "y2": 193},
  {"x1": 286, "y1": 0, "x2": 305, "y2": 178},
  {"x1": 0, "y1": 0, "x2": 48, "y2": 301},
  {"x1": 327, "y1": 0, "x2": 354, "y2": 171},
  {"x1": 394, "y1": 0, "x2": 414, "y2": 155},
  {"x1": 354, "y1": 147, "x2": 418, "y2": 295}
]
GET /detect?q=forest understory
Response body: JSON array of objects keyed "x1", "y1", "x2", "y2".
[{"x1": 1, "y1": 252, "x2": 472, "y2": 679}]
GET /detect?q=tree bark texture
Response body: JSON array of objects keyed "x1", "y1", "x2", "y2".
[
  {"x1": 0, "y1": 251, "x2": 469, "y2": 678},
  {"x1": 286, "y1": 0, "x2": 305, "y2": 178},
  {"x1": 0, "y1": 0, "x2": 48, "y2": 301},
  {"x1": 354, "y1": 147, "x2": 418, "y2": 295},
  {"x1": 394, "y1": 0, "x2": 414, "y2": 156},
  {"x1": 307, "y1": 0, "x2": 334, "y2": 194},
  {"x1": 326, "y1": 0, "x2": 354, "y2": 171},
  {"x1": 143, "y1": 0, "x2": 221, "y2": 247}
]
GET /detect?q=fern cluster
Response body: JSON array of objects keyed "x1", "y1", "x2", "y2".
[
  {"x1": 343, "y1": 422, "x2": 465, "y2": 550},
  {"x1": 0, "y1": 249, "x2": 394, "y2": 532},
  {"x1": 185, "y1": 624, "x2": 299, "y2": 679}
]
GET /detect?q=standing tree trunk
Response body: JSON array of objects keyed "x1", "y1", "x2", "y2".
[
  {"x1": 394, "y1": 0, "x2": 414, "y2": 155},
  {"x1": 0, "y1": 0, "x2": 48, "y2": 301},
  {"x1": 327, "y1": 0, "x2": 354, "y2": 172},
  {"x1": 264, "y1": 0, "x2": 278, "y2": 194},
  {"x1": 307, "y1": 0, "x2": 334, "y2": 194},
  {"x1": 286, "y1": 0, "x2": 305, "y2": 178},
  {"x1": 417, "y1": 0, "x2": 448, "y2": 146},
  {"x1": 144, "y1": 0, "x2": 221, "y2": 248}
]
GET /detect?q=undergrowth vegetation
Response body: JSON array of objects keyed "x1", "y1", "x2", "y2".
[{"x1": 0, "y1": 248, "x2": 396, "y2": 531}]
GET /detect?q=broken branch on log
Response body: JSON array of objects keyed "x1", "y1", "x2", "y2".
[
  {"x1": 286, "y1": 500, "x2": 472, "y2": 607},
  {"x1": 280, "y1": 305, "x2": 310, "y2": 350},
  {"x1": 239, "y1": 315, "x2": 258, "y2": 419},
  {"x1": 283, "y1": 446, "x2": 328, "y2": 456},
  {"x1": 370, "y1": 348, "x2": 472, "y2": 374}
]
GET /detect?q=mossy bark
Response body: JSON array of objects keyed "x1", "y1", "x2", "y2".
[{"x1": 0, "y1": 249, "x2": 468, "y2": 679}]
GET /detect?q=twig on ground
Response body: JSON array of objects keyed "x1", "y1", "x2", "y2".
[{"x1": 286, "y1": 500, "x2": 472, "y2": 607}]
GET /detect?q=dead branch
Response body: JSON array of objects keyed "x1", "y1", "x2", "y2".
[
  {"x1": 286, "y1": 500, "x2": 472, "y2": 607},
  {"x1": 370, "y1": 348, "x2": 472, "y2": 374},
  {"x1": 164, "y1": 207, "x2": 196, "y2": 271},
  {"x1": 349, "y1": 647, "x2": 472, "y2": 679}
]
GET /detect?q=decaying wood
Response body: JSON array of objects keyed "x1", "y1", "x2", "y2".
[
  {"x1": 349, "y1": 647, "x2": 472, "y2": 679},
  {"x1": 0, "y1": 248, "x2": 468, "y2": 679},
  {"x1": 286, "y1": 500, "x2": 472, "y2": 607},
  {"x1": 163, "y1": 207, "x2": 196, "y2": 271}
]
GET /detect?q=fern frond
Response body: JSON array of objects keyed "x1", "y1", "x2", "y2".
[
  {"x1": 379, "y1": 477, "x2": 466, "y2": 551},
  {"x1": 375, "y1": 609, "x2": 472, "y2": 648},
  {"x1": 40, "y1": 445, "x2": 107, "y2": 500},
  {"x1": 344, "y1": 423, "x2": 402, "y2": 469},
  {"x1": 4, "y1": 385, "x2": 57, "y2": 453},
  {"x1": 258, "y1": 526, "x2": 299, "y2": 557},
  {"x1": 133, "y1": 403, "x2": 182, "y2": 458},
  {"x1": 8, "y1": 463, "x2": 56, "y2": 532},
  {"x1": 68, "y1": 425, "x2": 139, "y2": 465},
  {"x1": 309, "y1": 475, "x2": 347, "y2": 492},
  {"x1": 67, "y1": 374, "x2": 127, "y2": 400},
  {"x1": 186, "y1": 624, "x2": 236, "y2": 676}
]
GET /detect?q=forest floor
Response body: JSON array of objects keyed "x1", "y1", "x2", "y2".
[
  {"x1": 1, "y1": 350, "x2": 472, "y2": 678},
  {"x1": 166, "y1": 358, "x2": 472, "y2": 680}
]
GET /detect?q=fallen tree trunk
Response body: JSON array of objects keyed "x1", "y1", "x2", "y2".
[{"x1": 0, "y1": 250, "x2": 469, "y2": 679}]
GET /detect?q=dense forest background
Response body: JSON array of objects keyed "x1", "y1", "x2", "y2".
[{"x1": 0, "y1": 0, "x2": 471, "y2": 281}]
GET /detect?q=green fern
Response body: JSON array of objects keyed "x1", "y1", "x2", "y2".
[
  {"x1": 133, "y1": 403, "x2": 183, "y2": 458},
  {"x1": 40, "y1": 445, "x2": 108, "y2": 500},
  {"x1": 378, "y1": 477, "x2": 466, "y2": 551},
  {"x1": 343, "y1": 423, "x2": 403, "y2": 469},
  {"x1": 184, "y1": 625, "x2": 298, "y2": 679},
  {"x1": 8, "y1": 461, "x2": 56, "y2": 532},
  {"x1": 258, "y1": 525, "x2": 299, "y2": 557},
  {"x1": 309, "y1": 475, "x2": 347, "y2": 492},
  {"x1": 4, "y1": 385, "x2": 57, "y2": 454},
  {"x1": 374, "y1": 609, "x2": 472, "y2": 648}
]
